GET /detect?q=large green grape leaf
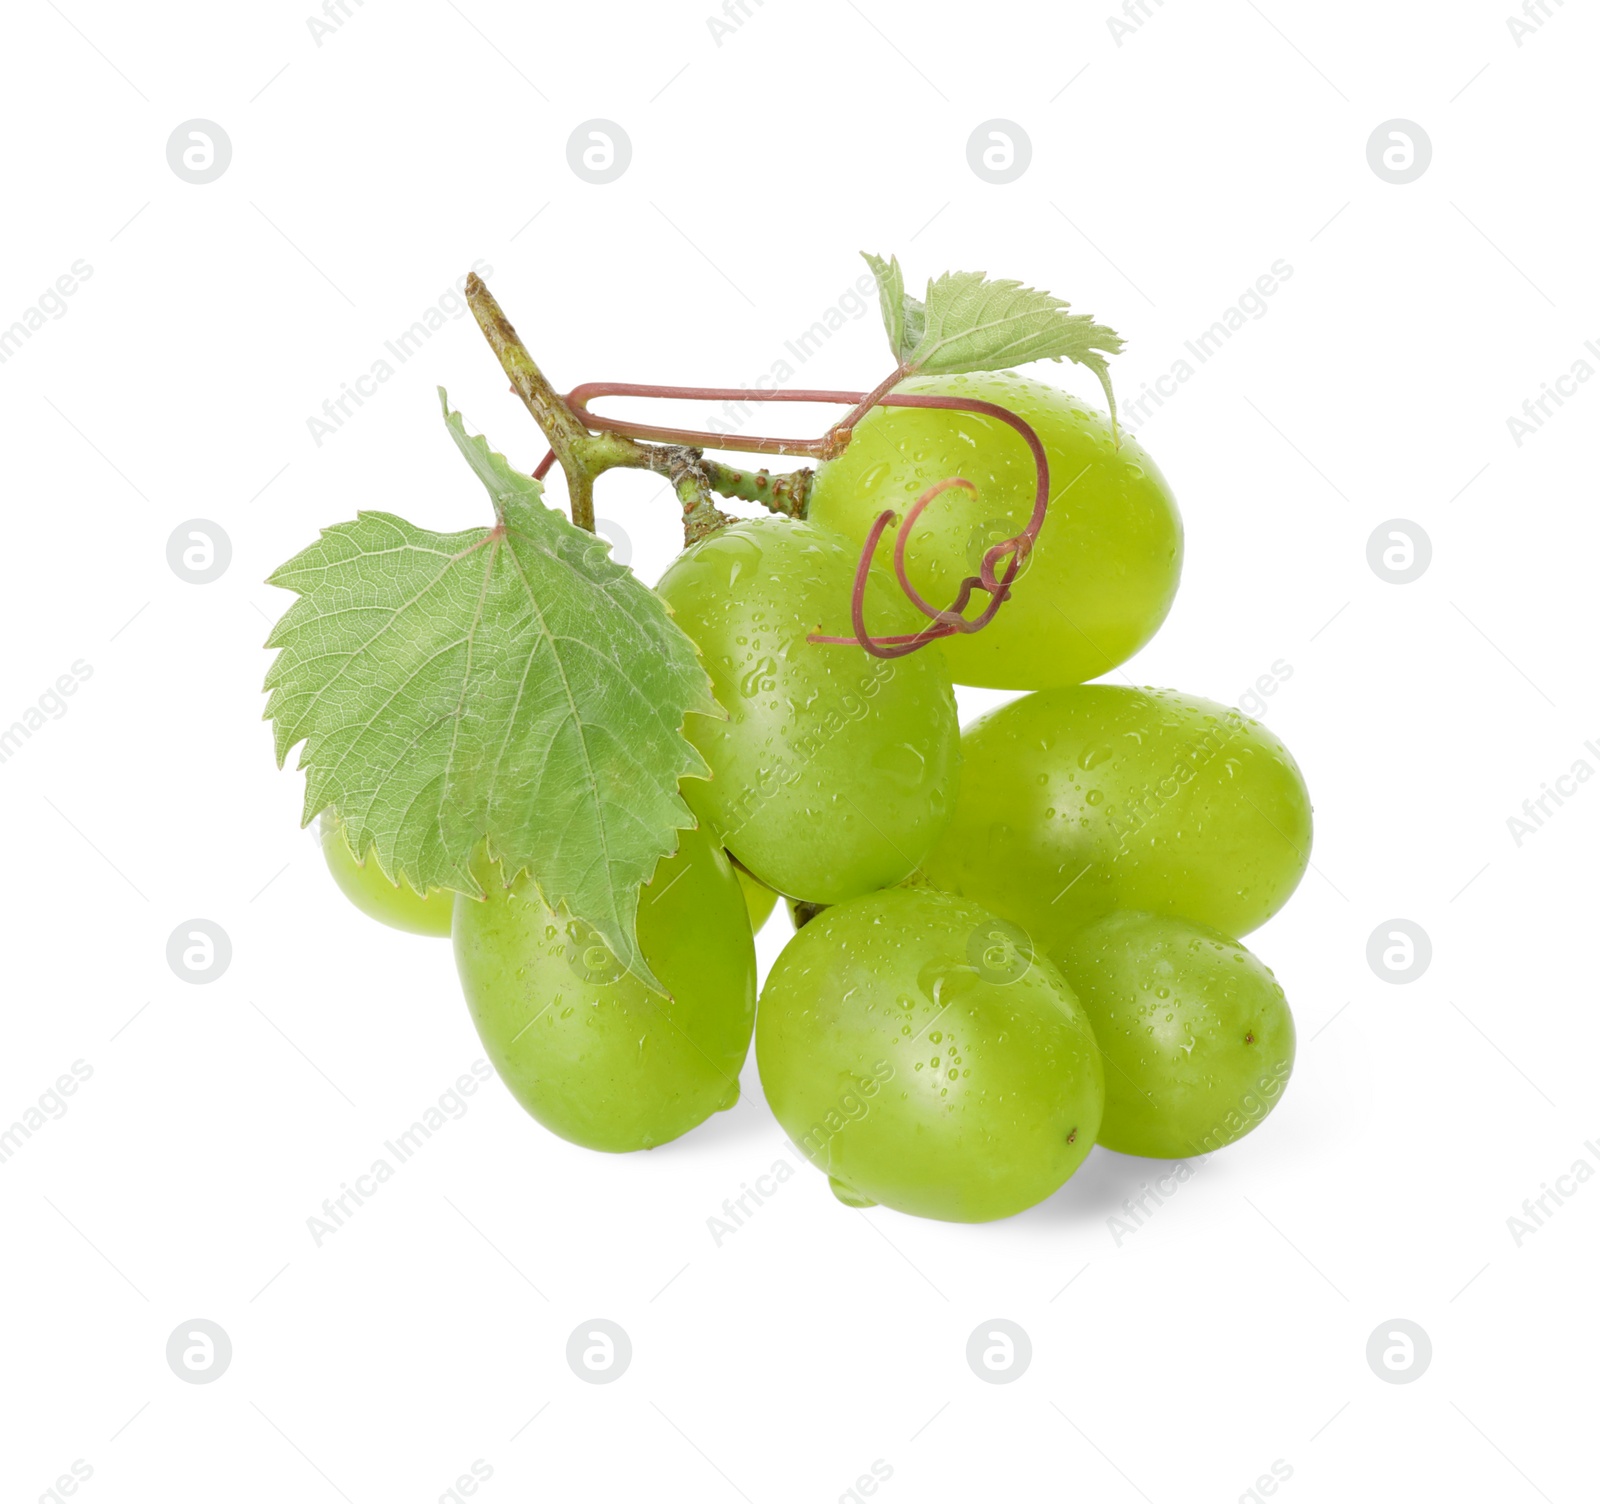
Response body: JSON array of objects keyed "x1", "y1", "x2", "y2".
[
  {"x1": 263, "y1": 390, "x2": 717, "y2": 989},
  {"x1": 863, "y1": 255, "x2": 1124, "y2": 423}
]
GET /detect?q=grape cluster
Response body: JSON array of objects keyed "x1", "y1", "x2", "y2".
[{"x1": 322, "y1": 372, "x2": 1312, "y2": 1223}]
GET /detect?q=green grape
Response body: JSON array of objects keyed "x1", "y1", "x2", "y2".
[
  {"x1": 923, "y1": 685, "x2": 1311, "y2": 948},
  {"x1": 756, "y1": 887, "x2": 1103, "y2": 1222},
  {"x1": 1051, "y1": 911, "x2": 1295, "y2": 1158},
  {"x1": 452, "y1": 823, "x2": 755, "y2": 1152},
  {"x1": 319, "y1": 810, "x2": 453, "y2": 937},
  {"x1": 735, "y1": 863, "x2": 778, "y2": 933},
  {"x1": 807, "y1": 372, "x2": 1182, "y2": 690},
  {"x1": 656, "y1": 516, "x2": 959, "y2": 903}
]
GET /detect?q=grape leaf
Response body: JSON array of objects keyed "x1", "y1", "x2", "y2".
[
  {"x1": 861, "y1": 251, "x2": 925, "y2": 366},
  {"x1": 864, "y1": 257, "x2": 1125, "y2": 424},
  {"x1": 263, "y1": 389, "x2": 717, "y2": 990}
]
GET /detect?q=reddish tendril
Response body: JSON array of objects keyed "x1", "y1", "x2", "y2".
[{"x1": 545, "y1": 383, "x2": 1051, "y2": 660}]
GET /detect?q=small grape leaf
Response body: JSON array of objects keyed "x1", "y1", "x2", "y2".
[
  {"x1": 263, "y1": 389, "x2": 717, "y2": 990},
  {"x1": 879, "y1": 264, "x2": 1125, "y2": 425},
  {"x1": 861, "y1": 251, "x2": 925, "y2": 366}
]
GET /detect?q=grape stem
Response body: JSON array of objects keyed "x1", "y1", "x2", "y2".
[
  {"x1": 466, "y1": 274, "x2": 813, "y2": 532},
  {"x1": 466, "y1": 272, "x2": 600, "y2": 530},
  {"x1": 465, "y1": 273, "x2": 1052, "y2": 659}
]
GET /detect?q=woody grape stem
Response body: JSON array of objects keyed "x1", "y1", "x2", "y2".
[
  {"x1": 466, "y1": 274, "x2": 816, "y2": 534},
  {"x1": 464, "y1": 273, "x2": 1053, "y2": 650},
  {"x1": 466, "y1": 273, "x2": 600, "y2": 530}
]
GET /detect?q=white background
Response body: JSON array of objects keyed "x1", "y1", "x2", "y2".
[{"x1": 2, "y1": 1, "x2": 1596, "y2": 1500}]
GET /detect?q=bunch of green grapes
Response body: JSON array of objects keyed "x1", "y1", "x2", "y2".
[{"x1": 313, "y1": 359, "x2": 1307, "y2": 1205}]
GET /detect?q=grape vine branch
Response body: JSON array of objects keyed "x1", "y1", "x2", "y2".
[{"x1": 464, "y1": 270, "x2": 1082, "y2": 659}]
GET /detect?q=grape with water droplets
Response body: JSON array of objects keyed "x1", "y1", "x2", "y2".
[
  {"x1": 1051, "y1": 910, "x2": 1295, "y2": 1158},
  {"x1": 657, "y1": 516, "x2": 960, "y2": 903},
  {"x1": 757, "y1": 887, "x2": 1103, "y2": 1222},
  {"x1": 923, "y1": 685, "x2": 1311, "y2": 948},
  {"x1": 452, "y1": 824, "x2": 755, "y2": 1152},
  {"x1": 807, "y1": 372, "x2": 1183, "y2": 690}
]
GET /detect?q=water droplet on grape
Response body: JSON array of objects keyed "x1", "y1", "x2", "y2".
[
  {"x1": 717, "y1": 532, "x2": 763, "y2": 588},
  {"x1": 872, "y1": 741, "x2": 926, "y2": 787}
]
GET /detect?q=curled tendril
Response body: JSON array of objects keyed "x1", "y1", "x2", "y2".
[
  {"x1": 808, "y1": 393, "x2": 1049, "y2": 659},
  {"x1": 554, "y1": 382, "x2": 1051, "y2": 660}
]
